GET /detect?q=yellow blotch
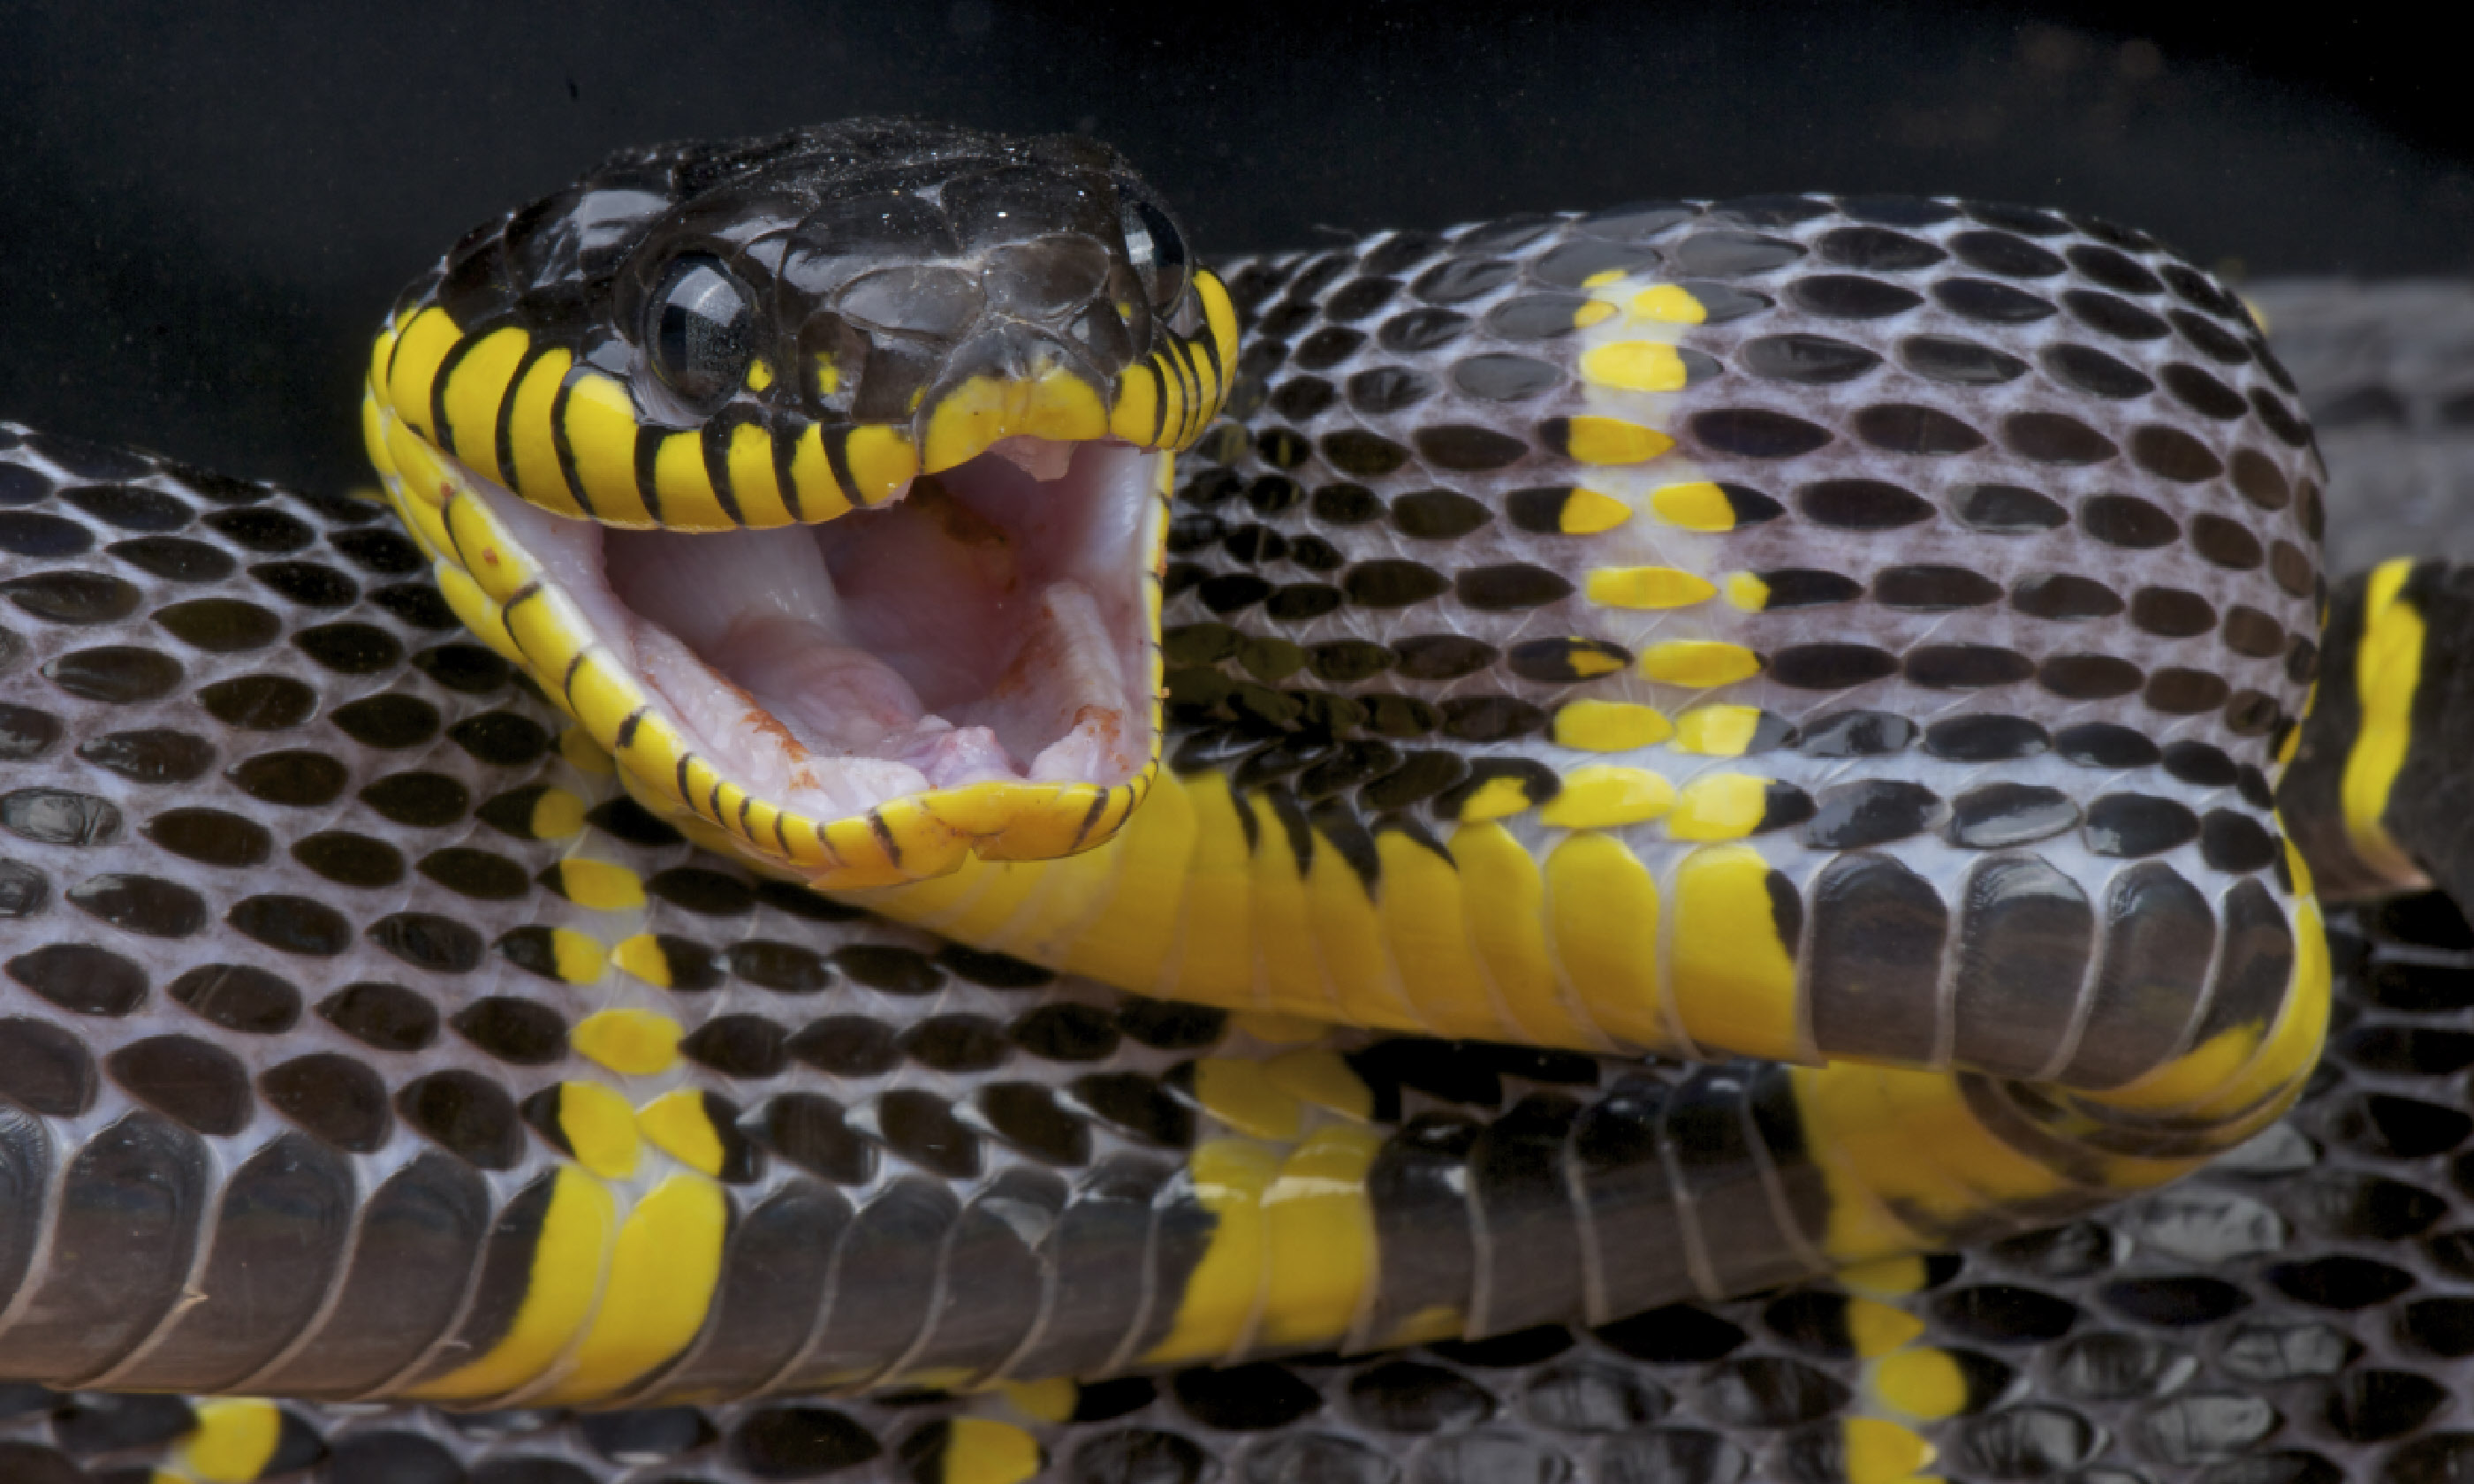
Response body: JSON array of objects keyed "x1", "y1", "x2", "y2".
[
  {"x1": 1146, "y1": 1139, "x2": 1279, "y2": 1363},
  {"x1": 1587, "y1": 565, "x2": 1716, "y2": 610},
  {"x1": 1674, "y1": 706, "x2": 1762, "y2": 756},
  {"x1": 2341, "y1": 557, "x2": 2428, "y2": 887},
  {"x1": 1871, "y1": 1346, "x2": 1971, "y2": 1420},
  {"x1": 180, "y1": 1398, "x2": 281, "y2": 1483},
  {"x1": 1847, "y1": 1296, "x2": 1927, "y2": 1357},
  {"x1": 1629, "y1": 284, "x2": 1707, "y2": 322},
  {"x1": 1581, "y1": 340, "x2": 1690, "y2": 392},
  {"x1": 937, "y1": 1418, "x2": 1045, "y2": 1484},
  {"x1": 1000, "y1": 1377, "x2": 1078, "y2": 1424},
  {"x1": 1560, "y1": 415, "x2": 1676, "y2": 466},
  {"x1": 438, "y1": 324, "x2": 531, "y2": 481},
  {"x1": 636, "y1": 1088, "x2": 729, "y2": 1177},
  {"x1": 1573, "y1": 299, "x2": 1618, "y2": 328},
  {"x1": 745, "y1": 356, "x2": 775, "y2": 391},
  {"x1": 1194, "y1": 1057, "x2": 1304, "y2": 1142},
  {"x1": 1456, "y1": 774, "x2": 1537, "y2": 822},
  {"x1": 1259, "y1": 1125, "x2": 1384, "y2": 1348},
  {"x1": 557, "y1": 1082, "x2": 641, "y2": 1180},
  {"x1": 813, "y1": 351, "x2": 841, "y2": 397},
  {"x1": 544, "y1": 1173, "x2": 726, "y2": 1403},
  {"x1": 556, "y1": 859, "x2": 646, "y2": 912},
  {"x1": 1539, "y1": 766, "x2": 1675, "y2": 829},
  {"x1": 1560, "y1": 486, "x2": 1633, "y2": 534},
  {"x1": 546, "y1": 928, "x2": 608, "y2": 986},
  {"x1": 1553, "y1": 700, "x2": 1674, "y2": 753},
  {"x1": 559, "y1": 725, "x2": 616, "y2": 776},
  {"x1": 1844, "y1": 1417, "x2": 1937, "y2": 1484},
  {"x1": 1643, "y1": 640, "x2": 1761, "y2": 687},
  {"x1": 573, "y1": 1009, "x2": 682, "y2": 1077},
  {"x1": 611, "y1": 935, "x2": 675, "y2": 990},
  {"x1": 1672, "y1": 844, "x2": 1801, "y2": 1059},
  {"x1": 383, "y1": 306, "x2": 462, "y2": 437},
  {"x1": 529, "y1": 787, "x2": 587, "y2": 839},
  {"x1": 1544, "y1": 831, "x2": 1670, "y2": 1049},
  {"x1": 411, "y1": 1166, "x2": 614, "y2": 1401},
  {"x1": 1266, "y1": 1049, "x2": 1375, "y2": 1121},
  {"x1": 560, "y1": 371, "x2": 656, "y2": 526},
  {"x1": 1725, "y1": 572, "x2": 1771, "y2": 610},
  {"x1": 1650, "y1": 481, "x2": 1736, "y2": 531}
]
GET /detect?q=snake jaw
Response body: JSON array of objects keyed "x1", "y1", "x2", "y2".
[{"x1": 374, "y1": 398, "x2": 1169, "y2": 887}]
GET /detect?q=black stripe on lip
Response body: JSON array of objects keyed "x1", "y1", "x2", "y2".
[
  {"x1": 429, "y1": 329, "x2": 478, "y2": 465},
  {"x1": 771, "y1": 420, "x2": 808, "y2": 522},
  {"x1": 547, "y1": 372, "x2": 603, "y2": 521},
  {"x1": 1066, "y1": 786, "x2": 1113, "y2": 852},
  {"x1": 823, "y1": 427, "x2": 863, "y2": 508},
  {"x1": 700, "y1": 412, "x2": 751, "y2": 527},
  {"x1": 494, "y1": 344, "x2": 548, "y2": 495},
  {"x1": 631, "y1": 425, "x2": 672, "y2": 527}
]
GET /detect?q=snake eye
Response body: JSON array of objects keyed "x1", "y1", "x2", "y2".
[
  {"x1": 1119, "y1": 193, "x2": 1190, "y2": 311},
  {"x1": 648, "y1": 255, "x2": 754, "y2": 407}
]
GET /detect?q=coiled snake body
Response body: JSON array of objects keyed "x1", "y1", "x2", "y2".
[{"x1": 0, "y1": 121, "x2": 2465, "y2": 1483}]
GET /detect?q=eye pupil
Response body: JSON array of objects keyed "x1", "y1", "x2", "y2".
[{"x1": 649, "y1": 256, "x2": 753, "y2": 406}]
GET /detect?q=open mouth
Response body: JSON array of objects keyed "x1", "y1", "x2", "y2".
[{"x1": 429, "y1": 431, "x2": 1168, "y2": 882}]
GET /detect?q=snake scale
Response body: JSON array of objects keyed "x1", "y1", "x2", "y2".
[{"x1": 0, "y1": 119, "x2": 2470, "y2": 1483}]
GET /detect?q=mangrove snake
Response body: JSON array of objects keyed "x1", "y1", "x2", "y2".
[{"x1": 0, "y1": 119, "x2": 2467, "y2": 1483}]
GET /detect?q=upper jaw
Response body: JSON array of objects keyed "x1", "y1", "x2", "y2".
[{"x1": 373, "y1": 405, "x2": 1170, "y2": 889}]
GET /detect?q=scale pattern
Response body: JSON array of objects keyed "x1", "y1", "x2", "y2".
[{"x1": 0, "y1": 896, "x2": 2468, "y2": 1483}]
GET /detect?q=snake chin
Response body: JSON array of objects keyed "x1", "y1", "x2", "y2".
[{"x1": 464, "y1": 436, "x2": 1160, "y2": 820}]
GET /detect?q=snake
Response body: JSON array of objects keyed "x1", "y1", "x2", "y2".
[{"x1": 0, "y1": 117, "x2": 2466, "y2": 1483}]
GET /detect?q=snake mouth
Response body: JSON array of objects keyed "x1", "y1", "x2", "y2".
[
  {"x1": 392, "y1": 420, "x2": 1168, "y2": 888},
  {"x1": 602, "y1": 436, "x2": 1156, "y2": 799}
]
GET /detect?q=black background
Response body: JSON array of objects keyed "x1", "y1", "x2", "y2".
[{"x1": 2, "y1": 0, "x2": 2466, "y2": 495}]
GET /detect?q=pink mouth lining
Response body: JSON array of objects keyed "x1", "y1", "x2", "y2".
[{"x1": 460, "y1": 436, "x2": 1162, "y2": 825}]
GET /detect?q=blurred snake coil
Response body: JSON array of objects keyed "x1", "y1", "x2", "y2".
[{"x1": 0, "y1": 119, "x2": 2470, "y2": 1484}]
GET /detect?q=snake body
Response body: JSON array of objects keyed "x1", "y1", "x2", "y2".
[{"x1": 0, "y1": 121, "x2": 2463, "y2": 1482}]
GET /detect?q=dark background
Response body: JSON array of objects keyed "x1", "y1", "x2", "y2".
[{"x1": 2, "y1": 0, "x2": 2467, "y2": 496}]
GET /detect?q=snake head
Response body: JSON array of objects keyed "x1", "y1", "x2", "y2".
[{"x1": 362, "y1": 120, "x2": 1239, "y2": 888}]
